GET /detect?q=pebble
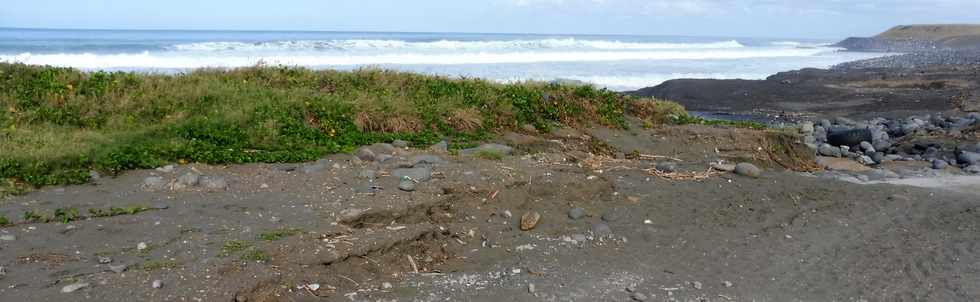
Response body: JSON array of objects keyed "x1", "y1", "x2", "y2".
[
  {"x1": 156, "y1": 165, "x2": 175, "y2": 173},
  {"x1": 631, "y1": 293, "x2": 649, "y2": 301},
  {"x1": 734, "y1": 163, "x2": 761, "y2": 178},
  {"x1": 567, "y1": 207, "x2": 586, "y2": 220},
  {"x1": 302, "y1": 159, "x2": 330, "y2": 174},
  {"x1": 502, "y1": 210, "x2": 513, "y2": 218},
  {"x1": 61, "y1": 282, "x2": 90, "y2": 293},
  {"x1": 601, "y1": 208, "x2": 626, "y2": 222},
  {"x1": 152, "y1": 280, "x2": 163, "y2": 289},
  {"x1": 176, "y1": 172, "x2": 200, "y2": 187},
  {"x1": 398, "y1": 177, "x2": 417, "y2": 192},
  {"x1": 137, "y1": 242, "x2": 148, "y2": 251},
  {"x1": 655, "y1": 161, "x2": 677, "y2": 173},
  {"x1": 528, "y1": 283, "x2": 536, "y2": 294},
  {"x1": 355, "y1": 147, "x2": 376, "y2": 162},
  {"x1": 818, "y1": 144, "x2": 842, "y2": 157},
  {"x1": 571, "y1": 233, "x2": 588, "y2": 242},
  {"x1": 959, "y1": 151, "x2": 980, "y2": 166},
  {"x1": 723, "y1": 281, "x2": 734, "y2": 288},
  {"x1": 966, "y1": 165, "x2": 980, "y2": 174},
  {"x1": 0, "y1": 235, "x2": 15, "y2": 241},
  {"x1": 710, "y1": 162, "x2": 736, "y2": 172},
  {"x1": 857, "y1": 155, "x2": 876, "y2": 166},
  {"x1": 109, "y1": 264, "x2": 128, "y2": 273},
  {"x1": 460, "y1": 143, "x2": 514, "y2": 157},
  {"x1": 691, "y1": 281, "x2": 703, "y2": 289},
  {"x1": 142, "y1": 176, "x2": 167, "y2": 190},
  {"x1": 591, "y1": 222, "x2": 613, "y2": 237},
  {"x1": 392, "y1": 167, "x2": 433, "y2": 182},
  {"x1": 520, "y1": 212, "x2": 541, "y2": 231},
  {"x1": 97, "y1": 256, "x2": 112, "y2": 264},
  {"x1": 149, "y1": 202, "x2": 170, "y2": 210},
  {"x1": 410, "y1": 155, "x2": 443, "y2": 166},
  {"x1": 382, "y1": 282, "x2": 393, "y2": 289},
  {"x1": 932, "y1": 159, "x2": 949, "y2": 169}
]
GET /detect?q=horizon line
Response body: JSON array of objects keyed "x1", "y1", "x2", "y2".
[{"x1": 0, "y1": 26, "x2": 837, "y2": 41}]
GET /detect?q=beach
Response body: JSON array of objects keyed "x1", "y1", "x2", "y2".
[{"x1": 1, "y1": 27, "x2": 980, "y2": 301}]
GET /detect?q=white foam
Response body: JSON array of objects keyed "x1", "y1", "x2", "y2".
[
  {"x1": 0, "y1": 47, "x2": 836, "y2": 69},
  {"x1": 169, "y1": 39, "x2": 745, "y2": 52}
]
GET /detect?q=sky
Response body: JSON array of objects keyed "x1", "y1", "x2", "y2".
[{"x1": 2, "y1": 0, "x2": 980, "y2": 39}]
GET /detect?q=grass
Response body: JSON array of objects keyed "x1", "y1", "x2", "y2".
[
  {"x1": 240, "y1": 247, "x2": 270, "y2": 262},
  {"x1": 220, "y1": 240, "x2": 252, "y2": 256},
  {"x1": 257, "y1": 228, "x2": 303, "y2": 241},
  {"x1": 0, "y1": 63, "x2": 670, "y2": 196},
  {"x1": 471, "y1": 148, "x2": 505, "y2": 160},
  {"x1": 0, "y1": 215, "x2": 8, "y2": 226}
]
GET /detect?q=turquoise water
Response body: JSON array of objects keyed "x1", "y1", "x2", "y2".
[{"x1": 0, "y1": 28, "x2": 888, "y2": 90}]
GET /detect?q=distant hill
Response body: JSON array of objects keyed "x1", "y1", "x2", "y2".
[{"x1": 836, "y1": 24, "x2": 980, "y2": 52}]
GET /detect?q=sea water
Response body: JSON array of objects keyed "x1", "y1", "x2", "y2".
[{"x1": 0, "y1": 28, "x2": 889, "y2": 91}]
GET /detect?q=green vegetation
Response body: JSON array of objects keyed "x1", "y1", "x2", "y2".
[
  {"x1": 52, "y1": 207, "x2": 79, "y2": 223},
  {"x1": 257, "y1": 228, "x2": 303, "y2": 241},
  {"x1": 0, "y1": 215, "x2": 9, "y2": 226},
  {"x1": 471, "y1": 148, "x2": 505, "y2": 160},
  {"x1": 88, "y1": 206, "x2": 149, "y2": 217},
  {"x1": 0, "y1": 63, "x2": 648, "y2": 196},
  {"x1": 22, "y1": 210, "x2": 44, "y2": 223},
  {"x1": 670, "y1": 114, "x2": 768, "y2": 130},
  {"x1": 220, "y1": 239, "x2": 252, "y2": 256},
  {"x1": 240, "y1": 247, "x2": 270, "y2": 262}
]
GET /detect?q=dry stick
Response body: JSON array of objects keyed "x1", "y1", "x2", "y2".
[
  {"x1": 407, "y1": 255, "x2": 419, "y2": 273},
  {"x1": 638, "y1": 154, "x2": 684, "y2": 162},
  {"x1": 337, "y1": 274, "x2": 359, "y2": 287}
]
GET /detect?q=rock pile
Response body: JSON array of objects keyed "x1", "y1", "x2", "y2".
[{"x1": 800, "y1": 113, "x2": 980, "y2": 174}]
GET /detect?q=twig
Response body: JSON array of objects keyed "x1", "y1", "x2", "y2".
[
  {"x1": 638, "y1": 154, "x2": 684, "y2": 162},
  {"x1": 406, "y1": 255, "x2": 419, "y2": 273},
  {"x1": 337, "y1": 274, "x2": 359, "y2": 287}
]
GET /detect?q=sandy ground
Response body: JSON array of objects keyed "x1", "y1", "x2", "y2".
[{"x1": 1, "y1": 124, "x2": 979, "y2": 302}]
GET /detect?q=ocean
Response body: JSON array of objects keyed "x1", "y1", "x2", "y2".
[{"x1": 0, "y1": 28, "x2": 889, "y2": 91}]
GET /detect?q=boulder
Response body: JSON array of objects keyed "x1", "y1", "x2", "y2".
[
  {"x1": 827, "y1": 129, "x2": 872, "y2": 148},
  {"x1": 734, "y1": 163, "x2": 762, "y2": 178},
  {"x1": 818, "y1": 144, "x2": 842, "y2": 157},
  {"x1": 460, "y1": 143, "x2": 514, "y2": 157},
  {"x1": 355, "y1": 147, "x2": 376, "y2": 162},
  {"x1": 931, "y1": 159, "x2": 949, "y2": 170},
  {"x1": 958, "y1": 151, "x2": 980, "y2": 166},
  {"x1": 655, "y1": 161, "x2": 678, "y2": 173},
  {"x1": 392, "y1": 167, "x2": 433, "y2": 182}
]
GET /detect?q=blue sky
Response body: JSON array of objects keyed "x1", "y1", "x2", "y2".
[{"x1": 3, "y1": 0, "x2": 979, "y2": 39}]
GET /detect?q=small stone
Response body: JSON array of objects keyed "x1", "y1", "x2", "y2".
[
  {"x1": 137, "y1": 242, "x2": 148, "y2": 251},
  {"x1": 965, "y1": 165, "x2": 980, "y2": 174},
  {"x1": 156, "y1": 165, "x2": 175, "y2": 173},
  {"x1": 382, "y1": 282, "x2": 393, "y2": 289},
  {"x1": 149, "y1": 202, "x2": 169, "y2": 210},
  {"x1": 410, "y1": 155, "x2": 443, "y2": 166},
  {"x1": 176, "y1": 172, "x2": 200, "y2": 187},
  {"x1": 857, "y1": 155, "x2": 876, "y2": 166},
  {"x1": 398, "y1": 177, "x2": 417, "y2": 192},
  {"x1": 818, "y1": 144, "x2": 842, "y2": 157},
  {"x1": 568, "y1": 207, "x2": 586, "y2": 220},
  {"x1": 710, "y1": 162, "x2": 736, "y2": 172},
  {"x1": 723, "y1": 281, "x2": 734, "y2": 288},
  {"x1": 89, "y1": 170, "x2": 101, "y2": 180},
  {"x1": 520, "y1": 212, "x2": 541, "y2": 231},
  {"x1": 859, "y1": 141, "x2": 875, "y2": 153},
  {"x1": 354, "y1": 185, "x2": 383, "y2": 194},
  {"x1": 528, "y1": 283, "x2": 536, "y2": 294},
  {"x1": 109, "y1": 264, "x2": 128, "y2": 273},
  {"x1": 691, "y1": 281, "x2": 703, "y2": 289},
  {"x1": 97, "y1": 256, "x2": 112, "y2": 264},
  {"x1": 734, "y1": 163, "x2": 761, "y2": 178},
  {"x1": 959, "y1": 151, "x2": 980, "y2": 166},
  {"x1": 631, "y1": 292, "x2": 649, "y2": 301},
  {"x1": 0, "y1": 235, "x2": 15, "y2": 241},
  {"x1": 571, "y1": 234, "x2": 587, "y2": 242},
  {"x1": 61, "y1": 282, "x2": 90, "y2": 293},
  {"x1": 152, "y1": 280, "x2": 163, "y2": 289},
  {"x1": 201, "y1": 176, "x2": 228, "y2": 190},
  {"x1": 601, "y1": 208, "x2": 626, "y2": 222},
  {"x1": 591, "y1": 222, "x2": 612, "y2": 237},
  {"x1": 800, "y1": 121, "x2": 814, "y2": 134},
  {"x1": 932, "y1": 159, "x2": 949, "y2": 170},
  {"x1": 392, "y1": 140, "x2": 409, "y2": 148},
  {"x1": 142, "y1": 176, "x2": 167, "y2": 191},
  {"x1": 392, "y1": 167, "x2": 433, "y2": 182},
  {"x1": 502, "y1": 210, "x2": 513, "y2": 219},
  {"x1": 355, "y1": 147, "x2": 376, "y2": 162},
  {"x1": 655, "y1": 161, "x2": 677, "y2": 173}
]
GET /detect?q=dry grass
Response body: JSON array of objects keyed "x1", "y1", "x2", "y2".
[
  {"x1": 446, "y1": 108, "x2": 483, "y2": 132},
  {"x1": 629, "y1": 98, "x2": 688, "y2": 125}
]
